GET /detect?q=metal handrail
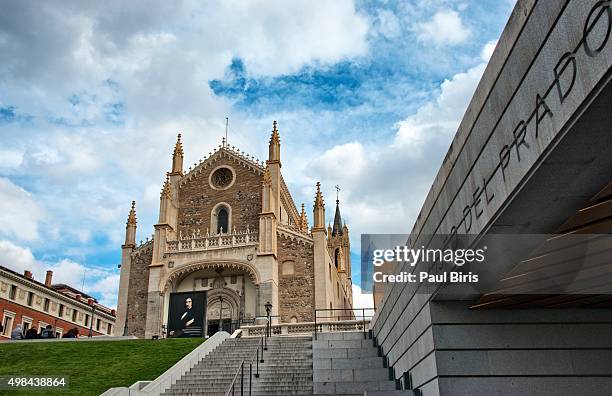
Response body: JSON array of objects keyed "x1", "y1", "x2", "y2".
[
  {"x1": 314, "y1": 307, "x2": 376, "y2": 340},
  {"x1": 224, "y1": 335, "x2": 266, "y2": 396}
]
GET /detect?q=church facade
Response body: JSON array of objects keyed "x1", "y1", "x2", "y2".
[{"x1": 115, "y1": 122, "x2": 353, "y2": 338}]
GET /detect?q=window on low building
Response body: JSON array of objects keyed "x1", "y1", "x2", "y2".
[
  {"x1": 9, "y1": 285, "x2": 17, "y2": 300},
  {"x1": 72, "y1": 309, "x2": 77, "y2": 322},
  {"x1": 43, "y1": 298, "x2": 50, "y2": 312},
  {"x1": 27, "y1": 292, "x2": 34, "y2": 306},
  {"x1": 107, "y1": 323, "x2": 112, "y2": 334},
  {"x1": 58, "y1": 304, "x2": 64, "y2": 317},
  {"x1": 22, "y1": 320, "x2": 31, "y2": 332},
  {"x1": 96, "y1": 319, "x2": 101, "y2": 331},
  {"x1": 2, "y1": 315, "x2": 14, "y2": 336},
  {"x1": 85, "y1": 314, "x2": 90, "y2": 327}
]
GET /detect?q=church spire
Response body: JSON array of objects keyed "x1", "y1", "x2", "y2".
[
  {"x1": 332, "y1": 199, "x2": 343, "y2": 236},
  {"x1": 268, "y1": 120, "x2": 281, "y2": 165},
  {"x1": 300, "y1": 203, "x2": 308, "y2": 233},
  {"x1": 124, "y1": 201, "x2": 137, "y2": 247},
  {"x1": 171, "y1": 133, "x2": 184, "y2": 175},
  {"x1": 313, "y1": 182, "x2": 325, "y2": 230}
]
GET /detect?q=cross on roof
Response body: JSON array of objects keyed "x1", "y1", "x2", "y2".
[{"x1": 335, "y1": 184, "x2": 341, "y2": 201}]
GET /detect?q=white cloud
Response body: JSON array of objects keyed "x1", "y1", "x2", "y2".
[
  {"x1": 220, "y1": 0, "x2": 370, "y2": 76},
  {"x1": 352, "y1": 283, "x2": 373, "y2": 312},
  {"x1": 0, "y1": 149, "x2": 23, "y2": 168},
  {"x1": 0, "y1": 178, "x2": 44, "y2": 241},
  {"x1": 394, "y1": 61, "x2": 486, "y2": 151},
  {"x1": 416, "y1": 10, "x2": 471, "y2": 46},
  {"x1": 0, "y1": 240, "x2": 120, "y2": 308},
  {"x1": 0, "y1": 240, "x2": 38, "y2": 273},
  {"x1": 309, "y1": 142, "x2": 368, "y2": 182},
  {"x1": 372, "y1": 9, "x2": 401, "y2": 39},
  {"x1": 305, "y1": 42, "x2": 490, "y2": 254},
  {"x1": 0, "y1": 0, "x2": 371, "y2": 262},
  {"x1": 481, "y1": 39, "x2": 498, "y2": 62}
]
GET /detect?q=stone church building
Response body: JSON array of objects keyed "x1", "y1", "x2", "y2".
[{"x1": 115, "y1": 122, "x2": 353, "y2": 338}]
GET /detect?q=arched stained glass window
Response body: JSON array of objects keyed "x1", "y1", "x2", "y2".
[{"x1": 217, "y1": 207, "x2": 228, "y2": 234}]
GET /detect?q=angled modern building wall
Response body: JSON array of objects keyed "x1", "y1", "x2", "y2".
[{"x1": 370, "y1": 0, "x2": 612, "y2": 394}]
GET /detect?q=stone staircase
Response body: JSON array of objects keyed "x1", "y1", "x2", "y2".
[
  {"x1": 251, "y1": 335, "x2": 313, "y2": 395},
  {"x1": 162, "y1": 337, "x2": 261, "y2": 395},
  {"x1": 313, "y1": 331, "x2": 415, "y2": 395},
  {"x1": 162, "y1": 332, "x2": 413, "y2": 395}
]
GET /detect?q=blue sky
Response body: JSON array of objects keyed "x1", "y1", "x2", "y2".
[{"x1": 0, "y1": 0, "x2": 515, "y2": 307}]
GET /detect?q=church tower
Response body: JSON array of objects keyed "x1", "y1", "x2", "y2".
[
  {"x1": 329, "y1": 198, "x2": 351, "y2": 276},
  {"x1": 328, "y1": 197, "x2": 352, "y2": 307},
  {"x1": 257, "y1": 121, "x2": 281, "y2": 320},
  {"x1": 115, "y1": 201, "x2": 137, "y2": 335}
]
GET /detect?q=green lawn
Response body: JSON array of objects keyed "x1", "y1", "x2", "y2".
[{"x1": 0, "y1": 338, "x2": 204, "y2": 396}]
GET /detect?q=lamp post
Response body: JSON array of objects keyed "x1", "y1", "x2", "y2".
[
  {"x1": 219, "y1": 296, "x2": 224, "y2": 333},
  {"x1": 88, "y1": 301, "x2": 97, "y2": 338},
  {"x1": 264, "y1": 301, "x2": 272, "y2": 338}
]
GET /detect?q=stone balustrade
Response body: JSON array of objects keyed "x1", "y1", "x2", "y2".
[
  {"x1": 166, "y1": 230, "x2": 259, "y2": 253},
  {"x1": 240, "y1": 319, "x2": 370, "y2": 337}
]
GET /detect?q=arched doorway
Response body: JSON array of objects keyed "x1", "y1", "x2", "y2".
[
  {"x1": 206, "y1": 287, "x2": 240, "y2": 335},
  {"x1": 162, "y1": 261, "x2": 261, "y2": 337}
]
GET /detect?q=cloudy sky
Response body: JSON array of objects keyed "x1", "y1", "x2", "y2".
[{"x1": 0, "y1": 0, "x2": 515, "y2": 308}]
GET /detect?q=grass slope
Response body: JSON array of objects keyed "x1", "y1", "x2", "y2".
[{"x1": 0, "y1": 338, "x2": 203, "y2": 396}]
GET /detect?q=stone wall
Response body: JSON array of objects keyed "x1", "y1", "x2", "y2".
[
  {"x1": 126, "y1": 242, "x2": 152, "y2": 338},
  {"x1": 178, "y1": 155, "x2": 262, "y2": 237},
  {"x1": 277, "y1": 234, "x2": 315, "y2": 322}
]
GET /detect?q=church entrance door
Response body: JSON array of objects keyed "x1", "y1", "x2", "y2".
[{"x1": 207, "y1": 319, "x2": 232, "y2": 335}]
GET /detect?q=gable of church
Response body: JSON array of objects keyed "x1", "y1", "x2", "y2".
[{"x1": 177, "y1": 150, "x2": 263, "y2": 237}]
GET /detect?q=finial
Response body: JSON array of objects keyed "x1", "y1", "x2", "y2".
[
  {"x1": 299, "y1": 203, "x2": 308, "y2": 232},
  {"x1": 171, "y1": 133, "x2": 184, "y2": 174},
  {"x1": 225, "y1": 117, "x2": 229, "y2": 146},
  {"x1": 173, "y1": 133, "x2": 183, "y2": 156},
  {"x1": 335, "y1": 184, "x2": 341, "y2": 202},
  {"x1": 127, "y1": 201, "x2": 137, "y2": 225},
  {"x1": 314, "y1": 182, "x2": 325, "y2": 208},
  {"x1": 161, "y1": 175, "x2": 171, "y2": 197},
  {"x1": 270, "y1": 120, "x2": 280, "y2": 145},
  {"x1": 222, "y1": 136, "x2": 226, "y2": 147}
]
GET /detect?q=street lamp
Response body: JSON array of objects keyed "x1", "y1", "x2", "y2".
[
  {"x1": 264, "y1": 301, "x2": 272, "y2": 338},
  {"x1": 88, "y1": 300, "x2": 97, "y2": 338},
  {"x1": 218, "y1": 296, "x2": 224, "y2": 333}
]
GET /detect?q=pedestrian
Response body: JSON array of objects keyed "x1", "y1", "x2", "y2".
[
  {"x1": 25, "y1": 327, "x2": 39, "y2": 339},
  {"x1": 11, "y1": 324, "x2": 24, "y2": 340},
  {"x1": 62, "y1": 327, "x2": 79, "y2": 338},
  {"x1": 41, "y1": 324, "x2": 54, "y2": 339}
]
